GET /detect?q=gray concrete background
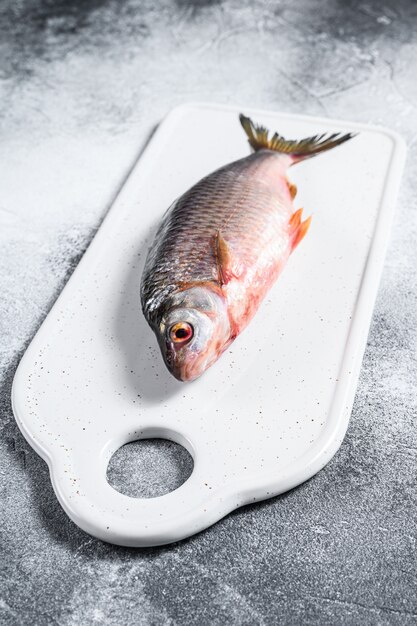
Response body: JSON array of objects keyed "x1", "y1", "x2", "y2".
[{"x1": 1, "y1": 0, "x2": 417, "y2": 623}]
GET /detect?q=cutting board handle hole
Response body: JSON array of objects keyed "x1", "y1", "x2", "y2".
[{"x1": 106, "y1": 437, "x2": 194, "y2": 499}]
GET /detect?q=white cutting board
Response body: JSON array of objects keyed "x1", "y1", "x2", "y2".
[{"x1": 12, "y1": 103, "x2": 405, "y2": 547}]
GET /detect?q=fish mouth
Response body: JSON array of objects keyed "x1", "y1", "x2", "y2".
[
  {"x1": 162, "y1": 335, "x2": 232, "y2": 382},
  {"x1": 162, "y1": 345, "x2": 194, "y2": 382},
  {"x1": 167, "y1": 347, "x2": 227, "y2": 382},
  {"x1": 171, "y1": 366, "x2": 199, "y2": 383},
  {"x1": 155, "y1": 287, "x2": 231, "y2": 382},
  {"x1": 163, "y1": 345, "x2": 206, "y2": 382},
  {"x1": 165, "y1": 352, "x2": 201, "y2": 382}
]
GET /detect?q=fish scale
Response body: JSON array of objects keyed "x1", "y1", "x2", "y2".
[{"x1": 141, "y1": 151, "x2": 289, "y2": 321}]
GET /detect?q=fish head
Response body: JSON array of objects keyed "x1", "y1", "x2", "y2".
[{"x1": 156, "y1": 286, "x2": 231, "y2": 382}]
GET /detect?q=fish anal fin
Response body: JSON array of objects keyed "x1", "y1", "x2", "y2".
[
  {"x1": 291, "y1": 215, "x2": 312, "y2": 250},
  {"x1": 287, "y1": 180, "x2": 297, "y2": 199},
  {"x1": 213, "y1": 231, "x2": 243, "y2": 285}
]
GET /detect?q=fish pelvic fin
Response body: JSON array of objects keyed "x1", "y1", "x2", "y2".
[
  {"x1": 290, "y1": 209, "x2": 312, "y2": 250},
  {"x1": 213, "y1": 230, "x2": 243, "y2": 286},
  {"x1": 239, "y1": 113, "x2": 355, "y2": 164}
]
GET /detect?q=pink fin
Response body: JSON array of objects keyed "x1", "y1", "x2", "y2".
[
  {"x1": 213, "y1": 231, "x2": 243, "y2": 285},
  {"x1": 289, "y1": 208, "x2": 303, "y2": 232},
  {"x1": 291, "y1": 214, "x2": 312, "y2": 250},
  {"x1": 287, "y1": 180, "x2": 297, "y2": 199}
]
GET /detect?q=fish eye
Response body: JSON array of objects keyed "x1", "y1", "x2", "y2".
[{"x1": 169, "y1": 322, "x2": 193, "y2": 344}]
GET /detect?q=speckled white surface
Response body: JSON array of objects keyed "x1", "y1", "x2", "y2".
[
  {"x1": 11, "y1": 103, "x2": 405, "y2": 546},
  {"x1": 2, "y1": 0, "x2": 417, "y2": 622}
]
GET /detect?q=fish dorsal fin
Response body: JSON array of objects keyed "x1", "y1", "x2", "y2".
[
  {"x1": 213, "y1": 231, "x2": 243, "y2": 285},
  {"x1": 289, "y1": 208, "x2": 312, "y2": 250}
]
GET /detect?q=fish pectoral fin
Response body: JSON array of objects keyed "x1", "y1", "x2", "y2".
[
  {"x1": 290, "y1": 209, "x2": 312, "y2": 250},
  {"x1": 213, "y1": 230, "x2": 243, "y2": 285}
]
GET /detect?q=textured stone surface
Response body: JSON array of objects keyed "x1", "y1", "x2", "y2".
[
  {"x1": 107, "y1": 440, "x2": 194, "y2": 499},
  {"x1": 1, "y1": 0, "x2": 417, "y2": 623}
]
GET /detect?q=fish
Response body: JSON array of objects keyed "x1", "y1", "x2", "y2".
[{"x1": 140, "y1": 114, "x2": 354, "y2": 382}]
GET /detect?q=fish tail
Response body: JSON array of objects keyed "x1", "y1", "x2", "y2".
[{"x1": 239, "y1": 114, "x2": 355, "y2": 163}]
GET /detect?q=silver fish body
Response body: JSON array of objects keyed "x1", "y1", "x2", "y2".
[{"x1": 140, "y1": 115, "x2": 353, "y2": 381}]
